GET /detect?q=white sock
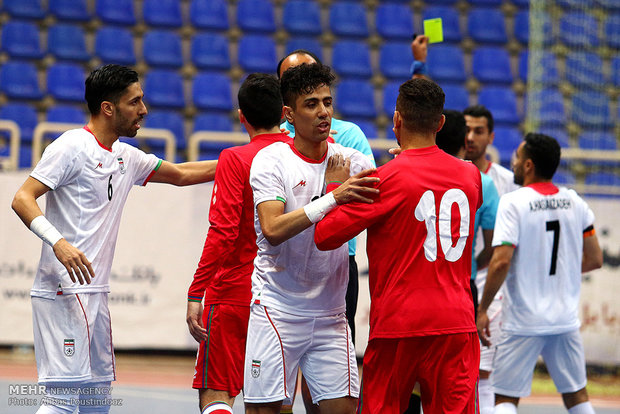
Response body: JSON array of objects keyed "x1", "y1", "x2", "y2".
[
  {"x1": 568, "y1": 401, "x2": 595, "y2": 414},
  {"x1": 478, "y1": 378, "x2": 494, "y2": 414},
  {"x1": 202, "y1": 401, "x2": 233, "y2": 414},
  {"x1": 494, "y1": 402, "x2": 517, "y2": 414}
]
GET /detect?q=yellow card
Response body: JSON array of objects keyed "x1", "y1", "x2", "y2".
[{"x1": 424, "y1": 18, "x2": 444, "y2": 44}]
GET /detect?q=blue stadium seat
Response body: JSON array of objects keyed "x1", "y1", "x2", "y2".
[
  {"x1": 596, "y1": 0, "x2": 620, "y2": 10},
  {"x1": 539, "y1": 127, "x2": 570, "y2": 148},
  {"x1": 511, "y1": 0, "x2": 530, "y2": 8},
  {"x1": 375, "y1": 4, "x2": 414, "y2": 40},
  {"x1": 349, "y1": 119, "x2": 378, "y2": 139},
  {"x1": 528, "y1": 88, "x2": 565, "y2": 127},
  {"x1": 585, "y1": 172, "x2": 620, "y2": 187},
  {"x1": 143, "y1": 30, "x2": 183, "y2": 68},
  {"x1": 95, "y1": 27, "x2": 136, "y2": 65},
  {"x1": 331, "y1": 40, "x2": 372, "y2": 79},
  {"x1": 442, "y1": 84, "x2": 470, "y2": 111},
  {"x1": 422, "y1": 6, "x2": 462, "y2": 43},
  {"x1": 429, "y1": 0, "x2": 458, "y2": 4},
  {"x1": 1, "y1": 21, "x2": 43, "y2": 59},
  {"x1": 468, "y1": 8, "x2": 508, "y2": 44},
  {"x1": 143, "y1": 0, "x2": 183, "y2": 28},
  {"x1": 518, "y1": 51, "x2": 560, "y2": 85},
  {"x1": 3, "y1": 0, "x2": 45, "y2": 19},
  {"x1": 0, "y1": 103, "x2": 39, "y2": 142},
  {"x1": 493, "y1": 126, "x2": 522, "y2": 164},
  {"x1": 379, "y1": 42, "x2": 412, "y2": 81},
  {"x1": 613, "y1": 57, "x2": 620, "y2": 87},
  {"x1": 285, "y1": 38, "x2": 323, "y2": 62},
  {"x1": 478, "y1": 86, "x2": 520, "y2": 125},
  {"x1": 571, "y1": 91, "x2": 613, "y2": 129},
  {"x1": 194, "y1": 113, "x2": 234, "y2": 132},
  {"x1": 514, "y1": 10, "x2": 553, "y2": 46},
  {"x1": 190, "y1": 0, "x2": 229, "y2": 31},
  {"x1": 605, "y1": 15, "x2": 620, "y2": 49},
  {"x1": 329, "y1": 2, "x2": 369, "y2": 38},
  {"x1": 468, "y1": 0, "x2": 503, "y2": 5},
  {"x1": 96, "y1": 0, "x2": 136, "y2": 25},
  {"x1": 382, "y1": 81, "x2": 400, "y2": 117},
  {"x1": 192, "y1": 72, "x2": 233, "y2": 112},
  {"x1": 48, "y1": 24, "x2": 90, "y2": 61},
  {"x1": 47, "y1": 63, "x2": 86, "y2": 102},
  {"x1": 236, "y1": 0, "x2": 276, "y2": 33},
  {"x1": 0, "y1": 62, "x2": 43, "y2": 100},
  {"x1": 191, "y1": 33, "x2": 231, "y2": 71},
  {"x1": 565, "y1": 51, "x2": 605, "y2": 87},
  {"x1": 559, "y1": 12, "x2": 599, "y2": 48},
  {"x1": 336, "y1": 80, "x2": 376, "y2": 119},
  {"x1": 553, "y1": 169, "x2": 576, "y2": 186},
  {"x1": 427, "y1": 45, "x2": 467, "y2": 83},
  {"x1": 283, "y1": 0, "x2": 322, "y2": 36},
  {"x1": 579, "y1": 131, "x2": 617, "y2": 152},
  {"x1": 238, "y1": 35, "x2": 278, "y2": 73},
  {"x1": 144, "y1": 110, "x2": 186, "y2": 149},
  {"x1": 144, "y1": 70, "x2": 185, "y2": 109},
  {"x1": 472, "y1": 47, "x2": 512, "y2": 84},
  {"x1": 46, "y1": 105, "x2": 87, "y2": 124},
  {"x1": 49, "y1": 0, "x2": 90, "y2": 21}
]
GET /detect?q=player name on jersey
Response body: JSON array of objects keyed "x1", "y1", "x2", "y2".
[{"x1": 529, "y1": 198, "x2": 572, "y2": 212}]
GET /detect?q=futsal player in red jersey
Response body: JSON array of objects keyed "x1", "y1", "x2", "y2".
[
  {"x1": 185, "y1": 74, "x2": 291, "y2": 414},
  {"x1": 315, "y1": 78, "x2": 482, "y2": 414}
]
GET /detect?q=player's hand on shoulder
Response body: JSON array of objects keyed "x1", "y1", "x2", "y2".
[
  {"x1": 186, "y1": 301, "x2": 207, "y2": 342},
  {"x1": 332, "y1": 168, "x2": 380, "y2": 205},
  {"x1": 52, "y1": 239, "x2": 95, "y2": 285},
  {"x1": 325, "y1": 153, "x2": 351, "y2": 184}
]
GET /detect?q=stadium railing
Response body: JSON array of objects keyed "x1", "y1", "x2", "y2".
[{"x1": 0, "y1": 120, "x2": 21, "y2": 171}]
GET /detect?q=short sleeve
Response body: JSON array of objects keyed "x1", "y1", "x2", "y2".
[
  {"x1": 492, "y1": 194, "x2": 520, "y2": 247},
  {"x1": 31, "y1": 134, "x2": 83, "y2": 190},
  {"x1": 250, "y1": 145, "x2": 286, "y2": 206},
  {"x1": 480, "y1": 175, "x2": 499, "y2": 230},
  {"x1": 122, "y1": 144, "x2": 160, "y2": 186}
]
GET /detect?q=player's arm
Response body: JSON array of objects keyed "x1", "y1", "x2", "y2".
[
  {"x1": 477, "y1": 244, "x2": 514, "y2": 346},
  {"x1": 476, "y1": 229, "x2": 494, "y2": 270},
  {"x1": 11, "y1": 177, "x2": 94, "y2": 284},
  {"x1": 149, "y1": 159, "x2": 217, "y2": 186},
  {"x1": 582, "y1": 226, "x2": 603, "y2": 273},
  {"x1": 258, "y1": 157, "x2": 379, "y2": 246},
  {"x1": 410, "y1": 35, "x2": 429, "y2": 80},
  {"x1": 187, "y1": 154, "x2": 245, "y2": 342}
]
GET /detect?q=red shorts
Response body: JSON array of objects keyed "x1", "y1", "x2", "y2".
[
  {"x1": 358, "y1": 332, "x2": 480, "y2": 414},
  {"x1": 192, "y1": 303, "x2": 250, "y2": 396}
]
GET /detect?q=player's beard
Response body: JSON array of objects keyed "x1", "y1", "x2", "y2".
[
  {"x1": 513, "y1": 164, "x2": 524, "y2": 185},
  {"x1": 114, "y1": 108, "x2": 141, "y2": 138}
]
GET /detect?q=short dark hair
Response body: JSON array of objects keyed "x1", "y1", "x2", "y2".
[
  {"x1": 522, "y1": 132, "x2": 561, "y2": 179},
  {"x1": 276, "y1": 49, "x2": 323, "y2": 79},
  {"x1": 280, "y1": 63, "x2": 335, "y2": 107},
  {"x1": 436, "y1": 109, "x2": 466, "y2": 156},
  {"x1": 85, "y1": 64, "x2": 139, "y2": 115},
  {"x1": 463, "y1": 104, "x2": 494, "y2": 133},
  {"x1": 238, "y1": 73, "x2": 283, "y2": 130},
  {"x1": 396, "y1": 78, "x2": 445, "y2": 134}
]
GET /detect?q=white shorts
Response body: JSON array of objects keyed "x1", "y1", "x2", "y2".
[
  {"x1": 476, "y1": 269, "x2": 502, "y2": 372},
  {"x1": 32, "y1": 292, "x2": 115, "y2": 384},
  {"x1": 243, "y1": 304, "x2": 359, "y2": 405},
  {"x1": 492, "y1": 329, "x2": 587, "y2": 397}
]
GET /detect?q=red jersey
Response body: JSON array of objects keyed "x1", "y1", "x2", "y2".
[
  {"x1": 315, "y1": 146, "x2": 482, "y2": 339},
  {"x1": 188, "y1": 132, "x2": 291, "y2": 305}
]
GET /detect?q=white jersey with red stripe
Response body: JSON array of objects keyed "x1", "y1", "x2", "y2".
[
  {"x1": 30, "y1": 127, "x2": 160, "y2": 298},
  {"x1": 249, "y1": 141, "x2": 373, "y2": 317},
  {"x1": 485, "y1": 162, "x2": 519, "y2": 197},
  {"x1": 492, "y1": 182, "x2": 595, "y2": 335}
]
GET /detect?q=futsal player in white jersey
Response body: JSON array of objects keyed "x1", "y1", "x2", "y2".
[
  {"x1": 477, "y1": 133, "x2": 603, "y2": 414},
  {"x1": 11, "y1": 64, "x2": 217, "y2": 414},
  {"x1": 243, "y1": 63, "x2": 377, "y2": 414}
]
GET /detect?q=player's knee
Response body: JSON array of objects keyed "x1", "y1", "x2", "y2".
[{"x1": 202, "y1": 401, "x2": 233, "y2": 414}]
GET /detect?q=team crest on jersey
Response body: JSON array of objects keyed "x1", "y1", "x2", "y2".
[
  {"x1": 64, "y1": 339, "x2": 75, "y2": 357},
  {"x1": 251, "y1": 360, "x2": 261, "y2": 378},
  {"x1": 117, "y1": 157, "x2": 126, "y2": 174}
]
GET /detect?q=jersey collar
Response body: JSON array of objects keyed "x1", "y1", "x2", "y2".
[
  {"x1": 527, "y1": 182, "x2": 559, "y2": 195},
  {"x1": 287, "y1": 141, "x2": 329, "y2": 164},
  {"x1": 83, "y1": 126, "x2": 113, "y2": 152}
]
